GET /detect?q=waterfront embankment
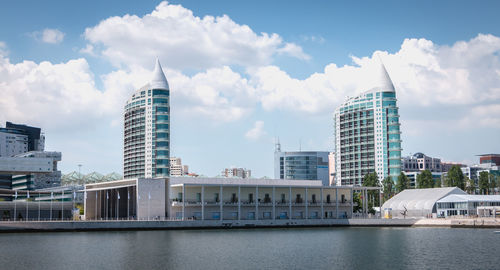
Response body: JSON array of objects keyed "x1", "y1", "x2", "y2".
[{"x1": 1, "y1": 218, "x2": 499, "y2": 232}]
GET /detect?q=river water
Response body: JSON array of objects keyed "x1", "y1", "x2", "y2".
[{"x1": 0, "y1": 227, "x2": 498, "y2": 269}]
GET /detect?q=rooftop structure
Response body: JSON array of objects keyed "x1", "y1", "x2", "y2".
[
  {"x1": 477, "y1": 154, "x2": 500, "y2": 166},
  {"x1": 61, "y1": 171, "x2": 122, "y2": 186},
  {"x1": 124, "y1": 59, "x2": 170, "y2": 179}
]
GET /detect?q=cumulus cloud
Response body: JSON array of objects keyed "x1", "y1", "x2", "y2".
[
  {"x1": 0, "y1": 56, "x2": 103, "y2": 131},
  {"x1": 31, "y1": 28, "x2": 65, "y2": 44},
  {"x1": 83, "y1": 1, "x2": 307, "y2": 69},
  {"x1": 245, "y1": 121, "x2": 266, "y2": 140},
  {"x1": 249, "y1": 34, "x2": 500, "y2": 119}
]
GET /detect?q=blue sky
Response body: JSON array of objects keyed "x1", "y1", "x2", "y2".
[{"x1": 1, "y1": 1, "x2": 500, "y2": 177}]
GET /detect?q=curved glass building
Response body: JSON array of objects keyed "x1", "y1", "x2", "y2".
[
  {"x1": 334, "y1": 63, "x2": 402, "y2": 186},
  {"x1": 124, "y1": 59, "x2": 170, "y2": 179}
]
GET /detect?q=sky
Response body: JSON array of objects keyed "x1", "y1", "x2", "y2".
[{"x1": 1, "y1": 0, "x2": 500, "y2": 177}]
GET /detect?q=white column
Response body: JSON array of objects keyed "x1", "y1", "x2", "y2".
[
  {"x1": 182, "y1": 185, "x2": 186, "y2": 221},
  {"x1": 201, "y1": 185, "x2": 205, "y2": 221},
  {"x1": 350, "y1": 188, "x2": 353, "y2": 218},
  {"x1": 220, "y1": 185, "x2": 223, "y2": 221},
  {"x1": 272, "y1": 186, "x2": 276, "y2": 220},
  {"x1": 255, "y1": 186, "x2": 259, "y2": 220},
  {"x1": 238, "y1": 185, "x2": 241, "y2": 221},
  {"x1": 320, "y1": 187, "x2": 324, "y2": 220},
  {"x1": 305, "y1": 188, "x2": 308, "y2": 220},
  {"x1": 289, "y1": 186, "x2": 292, "y2": 220},
  {"x1": 336, "y1": 188, "x2": 339, "y2": 219},
  {"x1": 61, "y1": 191, "x2": 64, "y2": 221}
]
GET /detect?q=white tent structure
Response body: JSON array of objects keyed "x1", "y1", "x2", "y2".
[{"x1": 382, "y1": 187, "x2": 466, "y2": 218}]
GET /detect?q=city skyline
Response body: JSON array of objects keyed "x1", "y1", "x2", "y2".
[{"x1": 1, "y1": 1, "x2": 500, "y2": 177}]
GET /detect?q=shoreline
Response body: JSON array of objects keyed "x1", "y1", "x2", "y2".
[{"x1": 1, "y1": 218, "x2": 499, "y2": 233}]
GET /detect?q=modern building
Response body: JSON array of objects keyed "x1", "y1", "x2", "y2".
[
  {"x1": 441, "y1": 162, "x2": 466, "y2": 173},
  {"x1": 0, "y1": 151, "x2": 62, "y2": 190},
  {"x1": 170, "y1": 157, "x2": 186, "y2": 177},
  {"x1": 403, "y1": 171, "x2": 444, "y2": 188},
  {"x1": 436, "y1": 194, "x2": 500, "y2": 217},
  {"x1": 124, "y1": 59, "x2": 170, "y2": 179},
  {"x1": 478, "y1": 154, "x2": 500, "y2": 166},
  {"x1": 334, "y1": 63, "x2": 402, "y2": 186},
  {"x1": 0, "y1": 122, "x2": 56, "y2": 190},
  {"x1": 402, "y1": 152, "x2": 442, "y2": 172},
  {"x1": 382, "y1": 187, "x2": 466, "y2": 218},
  {"x1": 222, "y1": 167, "x2": 251, "y2": 179},
  {"x1": 0, "y1": 189, "x2": 73, "y2": 221},
  {"x1": 274, "y1": 143, "x2": 329, "y2": 186},
  {"x1": 84, "y1": 177, "x2": 380, "y2": 221}
]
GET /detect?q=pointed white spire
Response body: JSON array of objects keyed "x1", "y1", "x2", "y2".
[
  {"x1": 150, "y1": 58, "x2": 169, "y2": 90},
  {"x1": 375, "y1": 57, "x2": 395, "y2": 92}
]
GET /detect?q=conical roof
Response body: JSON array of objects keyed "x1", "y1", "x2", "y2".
[
  {"x1": 150, "y1": 58, "x2": 169, "y2": 90},
  {"x1": 376, "y1": 61, "x2": 395, "y2": 92}
]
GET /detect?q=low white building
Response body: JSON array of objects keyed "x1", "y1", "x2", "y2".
[
  {"x1": 436, "y1": 194, "x2": 500, "y2": 217},
  {"x1": 84, "y1": 177, "x2": 380, "y2": 222},
  {"x1": 382, "y1": 187, "x2": 466, "y2": 218}
]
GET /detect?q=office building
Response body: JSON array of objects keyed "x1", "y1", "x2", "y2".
[
  {"x1": 124, "y1": 59, "x2": 170, "y2": 179},
  {"x1": 478, "y1": 154, "x2": 500, "y2": 166},
  {"x1": 170, "y1": 157, "x2": 189, "y2": 177},
  {"x1": 222, "y1": 167, "x2": 251, "y2": 179},
  {"x1": 334, "y1": 63, "x2": 402, "y2": 186},
  {"x1": 274, "y1": 143, "x2": 329, "y2": 186},
  {"x1": 0, "y1": 122, "x2": 51, "y2": 190},
  {"x1": 402, "y1": 152, "x2": 442, "y2": 172},
  {"x1": 403, "y1": 171, "x2": 443, "y2": 188},
  {"x1": 0, "y1": 151, "x2": 62, "y2": 190}
]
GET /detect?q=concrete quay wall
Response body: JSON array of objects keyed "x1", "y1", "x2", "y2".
[{"x1": 1, "y1": 218, "x2": 498, "y2": 232}]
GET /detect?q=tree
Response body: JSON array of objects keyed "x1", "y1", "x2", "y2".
[
  {"x1": 396, "y1": 172, "x2": 410, "y2": 193},
  {"x1": 489, "y1": 173, "x2": 497, "y2": 195},
  {"x1": 445, "y1": 165, "x2": 465, "y2": 190},
  {"x1": 362, "y1": 172, "x2": 380, "y2": 214},
  {"x1": 479, "y1": 171, "x2": 489, "y2": 195},
  {"x1": 352, "y1": 192, "x2": 362, "y2": 213},
  {"x1": 382, "y1": 177, "x2": 394, "y2": 201},
  {"x1": 465, "y1": 176, "x2": 475, "y2": 194},
  {"x1": 416, "y1": 170, "x2": 434, "y2": 188}
]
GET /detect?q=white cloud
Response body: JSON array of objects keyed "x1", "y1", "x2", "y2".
[
  {"x1": 245, "y1": 121, "x2": 266, "y2": 140},
  {"x1": 79, "y1": 44, "x2": 96, "y2": 56},
  {"x1": 277, "y1": 43, "x2": 311, "y2": 60},
  {"x1": 0, "y1": 41, "x2": 8, "y2": 56},
  {"x1": 31, "y1": 28, "x2": 65, "y2": 44},
  {"x1": 248, "y1": 34, "x2": 500, "y2": 122},
  {"x1": 83, "y1": 1, "x2": 307, "y2": 69},
  {"x1": 0, "y1": 56, "x2": 104, "y2": 131}
]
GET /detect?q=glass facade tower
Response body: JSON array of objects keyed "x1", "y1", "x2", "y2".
[
  {"x1": 334, "y1": 63, "x2": 402, "y2": 185},
  {"x1": 124, "y1": 59, "x2": 170, "y2": 179}
]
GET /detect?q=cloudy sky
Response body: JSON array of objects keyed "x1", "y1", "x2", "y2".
[{"x1": 1, "y1": 0, "x2": 500, "y2": 177}]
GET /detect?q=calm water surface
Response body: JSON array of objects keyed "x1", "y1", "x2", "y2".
[{"x1": 1, "y1": 227, "x2": 499, "y2": 269}]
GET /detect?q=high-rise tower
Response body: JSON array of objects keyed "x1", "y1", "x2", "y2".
[
  {"x1": 334, "y1": 62, "x2": 402, "y2": 186},
  {"x1": 124, "y1": 59, "x2": 170, "y2": 179}
]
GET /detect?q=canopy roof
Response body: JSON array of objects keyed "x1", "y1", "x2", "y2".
[{"x1": 382, "y1": 187, "x2": 466, "y2": 215}]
